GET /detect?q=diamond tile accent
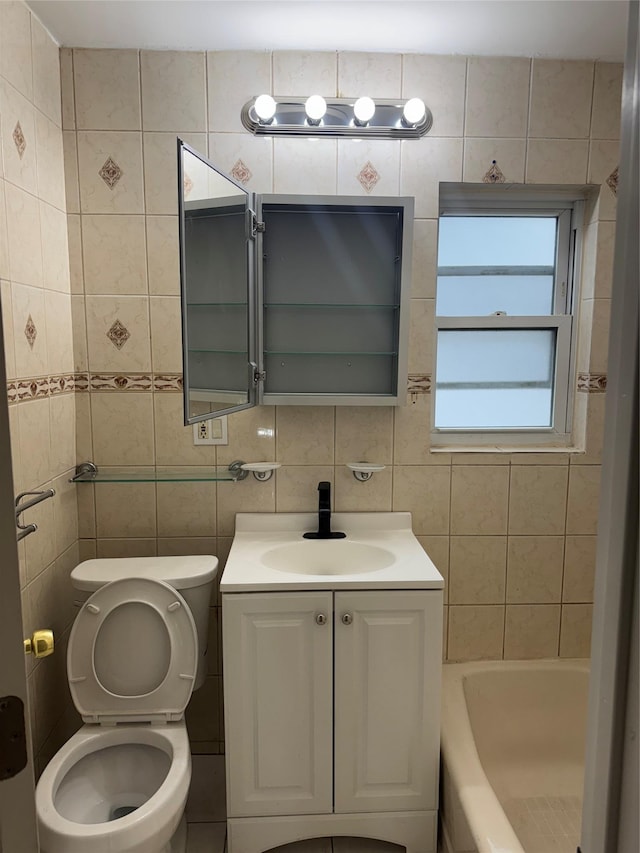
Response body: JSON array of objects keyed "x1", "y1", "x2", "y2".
[
  {"x1": 231, "y1": 159, "x2": 252, "y2": 185},
  {"x1": 577, "y1": 372, "x2": 607, "y2": 393},
  {"x1": 13, "y1": 122, "x2": 26, "y2": 159},
  {"x1": 606, "y1": 165, "x2": 618, "y2": 196},
  {"x1": 357, "y1": 161, "x2": 380, "y2": 193},
  {"x1": 24, "y1": 315, "x2": 37, "y2": 349},
  {"x1": 106, "y1": 319, "x2": 131, "y2": 350},
  {"x1": 483, "y1": 160, "x2": 506, "y2": 183},
  {"x1": 183, "y1": 172, "x2": 194, "y2": 197},
  {"x1": 99, "y1": 156, "x2": 123, "y2": 189}
]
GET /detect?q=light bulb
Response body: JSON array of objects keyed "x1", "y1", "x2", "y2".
[
  {"x1": 254, "y1": 94, "x2": 276, "y2": 123},
  {"x1": 305, "y1": 94, "x2": 327, "y2": 124},
  {"x1": 402, "y1": 97, "x2": 426, "y2": 126},
  {"x1": 353, "y1": 96, "x2": 375, "y2": 125}
]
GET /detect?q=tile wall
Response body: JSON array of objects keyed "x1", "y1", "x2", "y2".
[
  {"x1": 0, "y1": 31, "x2": 619, "y2": 757},
  {"x1": 0, "y1": 1, "x2": 80, "y2": 773}
]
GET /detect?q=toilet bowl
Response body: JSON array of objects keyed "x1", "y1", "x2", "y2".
[{"x1": 35, "y1": 559, "x2": 217, "y2": 853}]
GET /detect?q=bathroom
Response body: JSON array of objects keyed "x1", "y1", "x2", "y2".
[{"x1": 0, "y1": 0, "x2": 637, "y2": 851}]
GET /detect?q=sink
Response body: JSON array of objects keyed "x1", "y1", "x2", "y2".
[{"x1": 261, "y1": 540, "x2": 395, "y2": 575}]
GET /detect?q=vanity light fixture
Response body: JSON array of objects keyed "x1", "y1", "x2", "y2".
[{"x1": 241, "y1": 95, "x2": 432, "y2": 138}]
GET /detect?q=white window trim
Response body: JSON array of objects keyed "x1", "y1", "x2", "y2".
[{"x1": 431, "y1": 190, "x2": 584, "y2": 450}]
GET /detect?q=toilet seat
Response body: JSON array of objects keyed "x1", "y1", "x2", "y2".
[{"x1": 68, "y1": 577, "x2": 197, "y2": 724}]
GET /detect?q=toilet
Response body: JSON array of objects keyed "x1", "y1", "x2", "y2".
[{"x1": 35, "y1": 556, "x2": 218, "y2": 853}]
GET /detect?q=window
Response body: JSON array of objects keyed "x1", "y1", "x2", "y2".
[{"x1": 433, "y1": 188, "x2": 583, "y2": 447}]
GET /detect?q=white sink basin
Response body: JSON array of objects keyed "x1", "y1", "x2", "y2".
[
  {"x1": 261, "y1": 540, "x2": 395, "y2": 575},
  {"x1": 220, "y1": 513, "x2": 445, "y2": 591}
]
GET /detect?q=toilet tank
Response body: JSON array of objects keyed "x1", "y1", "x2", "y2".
[{"x1": 70, "y1": 556, "x2": 218, "y2": 690}]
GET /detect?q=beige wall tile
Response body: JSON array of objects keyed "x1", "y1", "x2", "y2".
[
  {"x1": 29, "y1": 557, "x2": 61, "y2": 638},
  {"x1": 54, "y1": 542, "x2": 81, "y2": 633},
  {"x1": 462, "y1": 138, "x2": 526, "y2": 184},
  {"x1": 23, "y1": 486, "x2": 56, "y2": 581},
  {"x1": 75, "y1": 391, "x2": 93, "y2": 463},
  {"x1": 335, "y1": 407, "x2": 393, "y2": 465},
  {"x1": 77, "y1": 484, "x2": 96, "y2": 538},
  {"x1": 40, "y1": 202, "x2": 70, "y2": 293},
  {"x1": 1, "y1": 280, "x2": 16, "y2": 380},
  {"x1": 401, "y1": 137, "x2": 463, "y2": 219},
  {"x1": 49, "y1": 393, "x2": 76, "y2": 476},
  {"x1": 31, "y1": 16, "x2": 61, "y2": 127},
  {"x1": 392, "y1": 465, "x2": 450, "y2": 535},
  {"x1": 566, "y1": 465, "x2": 601, "y2": 534},
  {"x1": 5, "y1": 181, "x2": 43, "y2": 289},
  {"x1": 216, "y1": 404, "x2": 276, "y2": 465},
  {"x1": 465, "y1": 58, "x2": 530, "y2": 138},
  {"x1": 216, "y1": 477, "x2": 275, "y2": 537},
  {"x1": 0, "y1": 183, "x2": 9, "y2": 279},
  {"x1": 143, "y1": 131, "x2": 206, "y2": 215},
  {"x1": 450, "y1": 466, "x2": 509, "y2": 535},
  {"x1": 591, "y1": 62, "x2": 623, "y2": 140},
  {"x1": 0, "y1": 2, "x2": 33, "y2": 100},
  {"x1": 508, "y1": 466, "x2": 568, "y2": 535},
  {"x1": 60, "y1": 48, "x2": 75, "y2": 131},
  {"x1": 275, "y1": 465, "x2": 334, "y2": 513},
  {"x1": 79, "y1": 538, "x2": 97, "y2": 561},
  {"x1": 9, "y1": 403, "x2": 23, "y2": 496},
  {"x1": 402, "y1": 55, "x2": 466, "y2": 137},
  {"x1": 146, "y1": 216, "x2": 179, "y2": 295},
  {"x1": 66, "y1": 214, "x2": 84, "y2": 293},
  {"x1": 95, "y1": 482, "x2": 156, "y2": 537},
  {"x1": 408, "y1": 298, "x2": 434, "y2": 374},
  {"x1": 333, "y1": 465, "x2": 392, "y2": 513},
  {"x1": 82, "y1": 214, "x2": 147, "y2": 294},
  {"x1": 153, "y1": 393, "x2": 216, "y2": 466},
  {"x1": 588, "y1": 298, "x2": 611, "y2": 373},
  {"x1": 393, "y1": 395, "x2": 442, "y2": 465},
  {"x1": 71, "y1": 295, "x2": 87, "y2": 371},
  {"x1": 91, "y1": 392, "x2": 154, "y2": 465},
  {"x1": 273, "y1": 137, "x2": 337, "y2": 195},
  {"x1": 559, "y1": 604, "x2": 593, "y2": 657},
  {"x1": 411, "y1": 219, "x2": 437, "y2": 299},
  {"x1": 141, "y1": 50, "x2": 206, "y2": 132},
  {"x1": 12, "y1": 282, "x2": 48, "y2": 378},
  {"x1": 417, "y1": 535, "x2": 449, "y2": 602},
  {"x1": 526, "y1": 139, "x2": 589, "y2": 184},
  {"x1": 1, "y1": 80, "x2": 37, "y2": 193},
  {"x1": 185, "y1": 675, "x2": 220, "y2": 742},
  {"x1": 273, "y1": 51, "x2": 337, "y2": 97},
  {"x1": 52, "y1": 474, "x2": 79, "y2": 555},
  {"x1": 208, "y1": 132, "x2": 273, "y2": 192},
  {"x1": 276, "y1": 406, "x2": 335, "y2": 464},
  {"x1": 85, "y1": 295, "x2": 151, "y2": 372},
  {"x1": 62, "y1": 131, "x2": 80, "y2": 213},
  {"x1": 96, "y1": 538, "x2": 157, "y2": 558},
  {"x1": 580, "y1": 392, "x2": 606, "y2": 465},
  {"x1": 157, "y1": 537, "x2": 217, "y2": 558},
  {"x1": 149, "y1": 296, "x2": 181, "y2": 372},
  {"x1": 208, "y1": 51, "x2": 271, "y2": 134},
  {"x1": 563, "y1": 535, "x2": 596, "y2": 603},
  {"x1": 587, "y1": 140, "x2": 619, "y2": 222},
  {"x1": 506, "y1": 536, "x2": 564, "y2": 604},
  {"x1": 35, "y1": 111, "x2": 65, "y2": 210},
  {"x1": 593, "y1": 220, "x2": 616, "y2": 300},
  {"x1": 77, "y1": 131, "x2": 144, "y2": 213},
  {"x1": 504, "y1": 604, "x2": 561, "y2": 659},
  {"x1": 337, "y1": 139, "x2": 400, "y2": 196},
  {"x1": 448, "y1": 605, "x2": 504, "y2": 661},
  {"x1": 529, "y1": 60, "x2": 594, "y2": 138},
  {"x1": 449, "y1": 536, "x2": 506, "y2": 605},
  {"x1": 156, "y1": 482, "x2": 216, "y2": 537},
  {"x1": 74, "y1": 49, "x2": 141, "y2": 131},
  {"x1": 338, "y1": 52, "x2": 401, "y2": 98}
]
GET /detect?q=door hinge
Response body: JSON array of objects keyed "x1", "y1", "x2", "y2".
[
  {"x1": 253, "y1": 369, "x2": 266, "y2": 384},
  {"x1": 251, "y1": 213, "x2": 266, "y2": 238},
  {"x1": 0, "y1": 696, "x2": 28, "y2": 781}
]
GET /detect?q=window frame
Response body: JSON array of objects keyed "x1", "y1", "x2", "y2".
[{"x1": 432, "y1": 189, "x2": 584, "y2": 449}]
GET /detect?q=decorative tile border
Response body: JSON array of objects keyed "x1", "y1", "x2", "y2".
[
  {"x1": 407, "y1": 374, "x2": 431, "y2": 394},
  {"x1": 577, "y1": 373, "x2": 607, "y2": 393},
  {"x1": 6, "y1": 374, "x2": 84, "y2": 403}
]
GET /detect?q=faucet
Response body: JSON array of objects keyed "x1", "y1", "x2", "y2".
[{"x1": 303, "y1": 481, "x2": 346, "y2": 540}]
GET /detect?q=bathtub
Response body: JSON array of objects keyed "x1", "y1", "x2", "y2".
[{"x1": 440, "y1": 659, "x2": 589, "y2": 853}]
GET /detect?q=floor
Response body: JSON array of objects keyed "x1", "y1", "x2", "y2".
[
  {"x1": 184, "y1": 756, "x2": 409, "y2": 853},
  {"x1": 503, "y1": 795, "x2": 582, "y2": 853}
]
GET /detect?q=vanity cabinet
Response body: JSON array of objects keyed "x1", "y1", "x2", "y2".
[
  {"x1": 222, "y1": 589, "x2": 442, "y2": 850},
  {"x1": 178, "y1": 139, "x2": 413, "y2": 425}
]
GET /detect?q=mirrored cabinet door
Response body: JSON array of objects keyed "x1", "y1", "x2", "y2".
[{"x1": 178, "y1": 140, "x2": 256, "y2": 425}]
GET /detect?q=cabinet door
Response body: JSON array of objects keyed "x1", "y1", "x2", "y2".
[
  {"x1": 223, "y1": 592, "x2": 333, "y2": 817},
  {"x1": 334, "y1": 590, "x2": 442, "y2": 814}
]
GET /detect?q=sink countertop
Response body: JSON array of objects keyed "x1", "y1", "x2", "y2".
[{"x1": 220, "y1": 512, "x2": 444, "y2": 592}]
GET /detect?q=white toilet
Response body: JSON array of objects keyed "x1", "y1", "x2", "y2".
[{"x1": 35, "y1": 556, "x2": 218, "y2": 853}]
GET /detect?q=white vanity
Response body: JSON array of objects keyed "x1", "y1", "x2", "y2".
[{"x1": 221, "y1": 512, "x2": 444, "y2": 853}]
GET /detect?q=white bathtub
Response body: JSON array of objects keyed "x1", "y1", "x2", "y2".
[{"x1": 440, "y1": 659, "x2": 589, "y2": 853}]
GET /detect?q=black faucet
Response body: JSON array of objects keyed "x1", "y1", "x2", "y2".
[{"x1": 303, "y1": 481, "x2": 346, "y2": 539}]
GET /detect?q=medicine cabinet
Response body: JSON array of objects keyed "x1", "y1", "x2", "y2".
[{"x1": 178, "y1": 139, "x2": 414, "y2": 425}]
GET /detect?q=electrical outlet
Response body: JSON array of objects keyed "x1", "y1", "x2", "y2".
[{"x1": 192, "y1": 416, "x2": 228, "y2": 445}]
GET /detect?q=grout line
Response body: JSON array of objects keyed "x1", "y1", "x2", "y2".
[{"x1": 524, "y1": 57, "x2": 534, "y2": 181}]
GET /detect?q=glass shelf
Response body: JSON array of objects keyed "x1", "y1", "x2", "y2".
[
  {"x1": 187, "y1": 302, "x2": 247, "y2": 308},
  {"x1": 188, "y1": 348, "x2": 247, "y2": 355},
  {"x1": 264, "y1": 303, "x2": 400, "y2": 309},
  {"x1": 71, "y1": 465, "x2": 241, "y2": 483},
  {"x1": 265, "y1": 351, "x2": 395, "y2": 356}
]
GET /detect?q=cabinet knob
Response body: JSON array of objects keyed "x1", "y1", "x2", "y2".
[
  {"x1": 315, "y1": 613, "x2": 327, "y2": 626},
  {"x1": 341, "y1": 613, "x2": 353, "y2": 626}
]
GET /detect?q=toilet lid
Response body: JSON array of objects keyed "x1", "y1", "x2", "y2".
[{"x1": 67, "y1": 577, "x2": 197, "y2": 724}]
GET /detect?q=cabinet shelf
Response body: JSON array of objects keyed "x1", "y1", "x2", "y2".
[
  {"x1": 265, "y1": 351, "x2": 395, "y2": 357},
  {"x1": 71, "y1": 464, "x2": 241, "y2": 483},
  {"x1": 264, "y1": 303, "x2": 400, "y2": 309}
]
